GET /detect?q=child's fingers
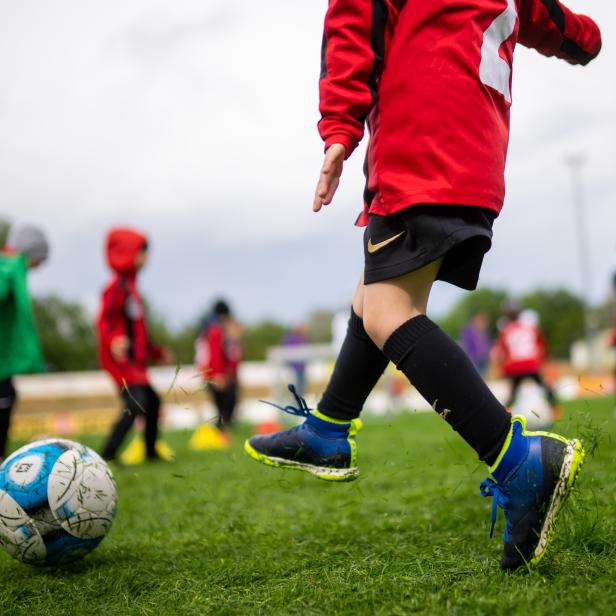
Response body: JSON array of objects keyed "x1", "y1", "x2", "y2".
[
  {"x1": 313, "y1": 174, "x2": 330, "y2": 211},
  {"x1": 322, "y1": 177, "x2": 339, "y2": 205}
]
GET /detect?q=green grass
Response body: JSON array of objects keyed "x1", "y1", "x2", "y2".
[{"x1": 1, "y1": 397, "x2": 615, "y2": 615}]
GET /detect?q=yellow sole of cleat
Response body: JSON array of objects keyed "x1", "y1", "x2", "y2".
[
  {"x1": 244, "y1": 440, "x2": 359, "y2": 482},
  {"x1": 530, "y1": 438, "x2": 586, "y2": 567}
]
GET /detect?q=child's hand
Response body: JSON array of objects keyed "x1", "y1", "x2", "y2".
[
  {"x1": 211, "y1": 374, "x2": 228, "y2": 390},
  {"x1": 313, "y1": 143, "x2": 346, "y2": 212},
  {"x1": 110, "y1": 335, "x2": 129, "y2": 362}
]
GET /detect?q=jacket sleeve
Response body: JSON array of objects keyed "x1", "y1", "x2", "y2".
[
  {"x1": 97, "y1": 283, "x2": 126, "y2": 350},
  {"x1": 318, "y1": 0, "x2": 402, "y2": 158},
  {"x1": 148, "y1": 343, "x2": 164, "y2": 362},
  {"x1": 0, "y1": 255, "x2": 19, "y2": 302},
  {"x1": 0, "y1": 274, "x2": 11, "y2": 302},
  {"x1": 518, "y1": 0, "x2": 601, "y2": 65}
]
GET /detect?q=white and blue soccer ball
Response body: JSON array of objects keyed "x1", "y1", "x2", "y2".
[{"x1": 0, "y1": 439, "x2": 117, "y2": 566}]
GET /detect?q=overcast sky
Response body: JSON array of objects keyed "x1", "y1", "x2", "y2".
[{"x1": 1, "y1": 0, "x2": 614, "y2": 327}]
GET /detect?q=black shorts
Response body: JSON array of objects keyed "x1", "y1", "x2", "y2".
[{"x1": 363, "y1": 205, "x2": 496, "y2": 290}]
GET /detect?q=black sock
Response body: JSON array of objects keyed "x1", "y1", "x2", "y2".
[
  {"x1": 318, "y1": 309, "x2": 390, "y2": 421},
  {"x1": 383, "y1": 315, "x2": 510, "y2": 465}
]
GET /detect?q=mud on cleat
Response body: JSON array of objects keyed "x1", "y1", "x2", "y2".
[
  {"x1": 244, "y1": 384, "x2": 359, "y2": 482},
  {"x1": 480, "y1": 415, "x2": 585, "y2": 571}
]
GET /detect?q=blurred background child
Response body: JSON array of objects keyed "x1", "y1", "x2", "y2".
[
  {"x1": 0, "y1": 225, "x2": 49, "y2": 460},
  {"x1": 196, "y1": 299, "x2": 243, "y2": 434},
  {"x1": 493, "y1": 301, "x2": 560, "y2": 416},
  {"x1": 460, "y1": 311, "x2": 492, "y2": 376},
  {"x1": 97, "y1": 227, "x2": 173, "y2": 462}
]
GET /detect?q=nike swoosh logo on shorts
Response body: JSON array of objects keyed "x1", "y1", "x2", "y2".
[{"x1": 367, "y1": 231, "x2": 406, "y2": 254}]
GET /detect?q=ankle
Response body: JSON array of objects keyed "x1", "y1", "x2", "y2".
[
  {"x1": 490, "y1": 417, "x2": 528, "y2": 483},
  {"x1": 307, "y1": 410, "x2": 351, "y2": 437}
]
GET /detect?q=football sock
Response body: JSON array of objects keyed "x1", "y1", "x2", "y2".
[
  {"x1": 318, "y1": 309, "x2": 390, "y2": 421},
  {"x1": 308, "y1": 410, "x2": 352, "y2": 436},
  {"x1": 382, "y1": 315, "x2": 511, "y2": 465}
]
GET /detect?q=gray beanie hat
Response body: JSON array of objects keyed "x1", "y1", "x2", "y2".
[{"x1": 9, "y1": 225, "x2": 50, "y2": 263}]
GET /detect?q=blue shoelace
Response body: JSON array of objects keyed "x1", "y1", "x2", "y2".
[
  {"x1": 480, "y1": 478, "x2": 511, "y2": 540},
  {"x1": 259, "y1": 384, "x2": 312, "y2": 418}
]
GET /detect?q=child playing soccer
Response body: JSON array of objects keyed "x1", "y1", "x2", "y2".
[
  {"x1": 97, "y1": 227, "x2": 172, "y2": 462},
  {"x1": 494, "y1": 302, "x2": 560, "y2": 413},
  {"x1": 196, "y1": 299, "x2": 243, "y2": 432},
  {"x1": 0, "y1": 225, "x2": 49, "y2": 461},
  {"x1": 245, "y1": 0, "x2": 601, "y2": 571}
]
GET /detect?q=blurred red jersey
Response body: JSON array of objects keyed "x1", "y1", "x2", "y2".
[
  {"x1": 495, "y1": 320, "x2": 546, "y2": 376},
  {"x1": 318, "y1": 0, "x2": 601, "y2": 224},
  {"x1": 196, "y1": 321, "x2": 243, "y2": 381}
]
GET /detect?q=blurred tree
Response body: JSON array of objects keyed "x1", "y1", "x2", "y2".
[
  {"x1": 243, "y1": 321, "x2": 287, "y2": 361},
  {"x1": 30, "y1": 295, "x2": 291, "y2": 370},
  {"x1": 438, "y1": 288, "x2": 508, "y2": 340},
  {"x1": 307, "y1": 309, "x2": 334, "y2": 343},
  {"x1": 592, "y1": 297, "x2": 615, "y2": 332},
  {"x1": 142, "y1": 301, "x2": 198, "y2": 366},
  {"x1": 520, "y1": 289, "x2": 584, "y2": 358},
  {"x1": 32, "y1": 295, "x2": 98, "y2": 372},
  {"x1": 0, "y1": 218, "x2": 10, "y2": 249}
]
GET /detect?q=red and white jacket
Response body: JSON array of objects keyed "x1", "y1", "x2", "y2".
[
  {"x1": 318, "y1": 0, "x2": 601, "y2": 224},
  {"x1": 494, "y1": 319, "x2": 547, "y2": 376}
]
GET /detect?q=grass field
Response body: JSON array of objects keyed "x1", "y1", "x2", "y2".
[{"x1": 1, "y1": 397, "x2": 615, "y2": 615}]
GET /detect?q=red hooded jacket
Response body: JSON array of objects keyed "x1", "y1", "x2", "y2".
[{"x1": 96, "y1": 228, "x2": 162, "y2": 387}]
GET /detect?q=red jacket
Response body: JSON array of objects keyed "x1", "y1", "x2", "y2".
[
  {"x1": 495, "y1": 319, "x2": 546, "y2": 376},
  {"x1": 318, "y1": 0, "x2": 601, "y2": 224},
  {"x1": 96, "y1": 228, "x2": 162, "y2": 387},
  {"x1": 196, "y1": 320, "x2": 243, "y2": 381}
]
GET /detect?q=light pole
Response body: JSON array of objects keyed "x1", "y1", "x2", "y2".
[{"x1": 565, "y1": 153, "x2": 597, "y2": 371}]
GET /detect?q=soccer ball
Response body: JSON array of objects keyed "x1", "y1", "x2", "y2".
[{"x1": 0, "y1": 439, "x2": 117, "y2": 566}]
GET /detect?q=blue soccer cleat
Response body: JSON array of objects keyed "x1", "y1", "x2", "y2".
[
  {"x1": 481, "y1": 415, "x2": 585, "y2": 571},
  {"x1": 244, "y1": 385, "x2": 359, "y2": 482}
]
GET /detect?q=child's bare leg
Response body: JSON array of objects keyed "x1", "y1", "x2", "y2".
[
  {"x1": 362, "y1": 260, "x2": 441, "y2": 348},
  {"x1": 363, "y1": 260, "x2": 511, "y2": 465}
]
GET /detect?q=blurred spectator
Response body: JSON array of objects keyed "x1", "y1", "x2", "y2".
[
  {"x1": 493, "y1": 301, "x2": 560, "y2": 414},
  {"x1": 0, "y1": 226, "x2": 49, "y2": 460},
  {"x1": 460, "y1": 311, "x2": 492, "y2": 375},
  {"x1": 282, "y1": 323, "x2": 308, "y2": 396},
  {"x1": 97, "y1": 228, "x2": 174, "y2": 463},
  {"x1": 196, "y1": 299, "x2": 243, "y2": 432}
]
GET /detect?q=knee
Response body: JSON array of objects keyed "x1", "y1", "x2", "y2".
[
  {"x1": 362, "y1": 300, "x2": 425, "y2": 349},
  {"x1": 362, "y1": 306, "x2": 391, "y2": 349}
]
